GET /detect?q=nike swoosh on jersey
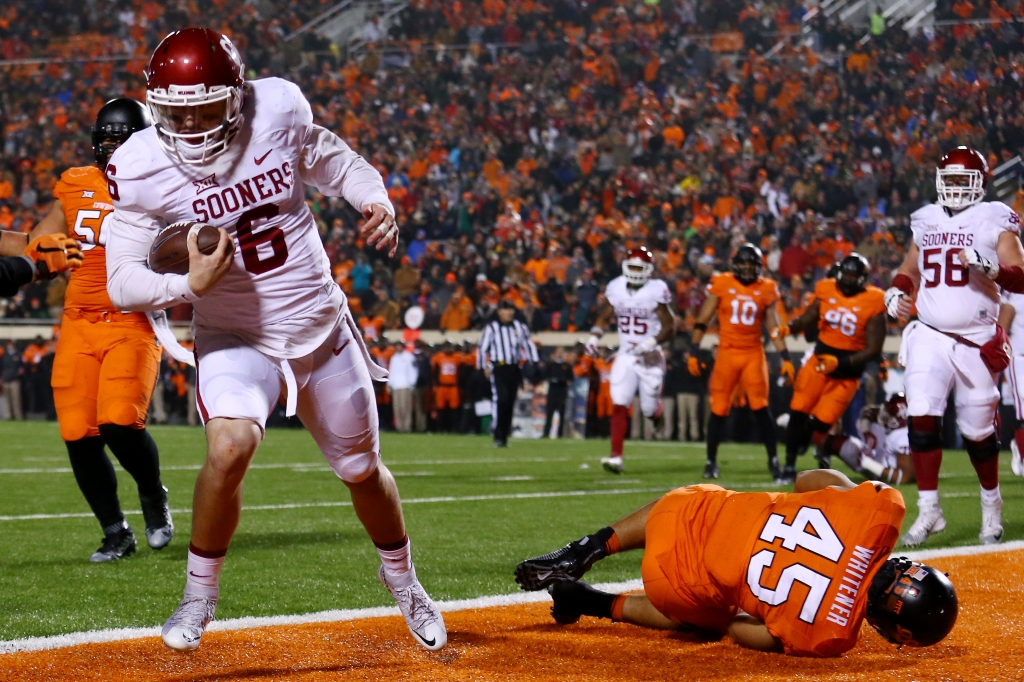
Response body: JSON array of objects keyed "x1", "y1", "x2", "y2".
[
  {"x1": 254, "y1": 150, "x2": 272, "y2": 165},
  {"x1": 333, "y1": 339, "x2": 350, "y2": 356}
]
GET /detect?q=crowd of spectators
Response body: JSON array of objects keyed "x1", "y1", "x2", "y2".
[{"x1": 2, "y1": 1, "x2": 1024, "y2": 434}]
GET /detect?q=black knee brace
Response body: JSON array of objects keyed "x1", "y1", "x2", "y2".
[
  {"x1": 908, "y1": 416, "x2": 942, "y2": 452},
  {"x1": 964, "y1": 433, "x2": 999, "y2": 462}
]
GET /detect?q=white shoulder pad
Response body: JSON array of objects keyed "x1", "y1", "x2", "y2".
[{"x1": 105, "y1": 129, "x2": 171, "y2": 213}]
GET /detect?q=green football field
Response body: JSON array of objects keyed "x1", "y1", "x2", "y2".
[{"x1": 0, "y1": 421, "x2": 1021, "y2": 642}]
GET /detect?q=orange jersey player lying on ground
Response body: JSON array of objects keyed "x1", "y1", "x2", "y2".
[
  {"x1": 773, "y1": 253, "x2": 887, "y2": 484},
  {"x1": 689, "y1": 243, "x2": 794, "y2": 481},
  {"x1": 515, "y1": 469, "x2": 958, "y2": 657},
  {"x1": 0, "y1": 99, "x2": 175, "y2": 563}
]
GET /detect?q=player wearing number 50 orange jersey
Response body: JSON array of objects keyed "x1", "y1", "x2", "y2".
[
  {"x1": 774, "y1": 254, "x2": 886, "y2": 484},
  {"x1": 0, "y1": 100, "x2": 173, "y2": 563},
  {"x1": 515, "y1": 469, "x2": 958, "y2": 656},
  {"x1": 690, "y1": 244, "x2": 792, "y2": 481}
]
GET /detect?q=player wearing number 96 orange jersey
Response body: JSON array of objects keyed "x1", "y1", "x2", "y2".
[
  {"x1": 515, "y1": 468, "x2": 958, "y2": 656},
  {"x1": 774, "y1": 253, "x2": 886, "y2": 484},
  {"x1": 690, "y1": 244, "x2": 792, "y2": 481},
  {"x1": 0, "y1": 99, "x2": 174, "y2": 563}
]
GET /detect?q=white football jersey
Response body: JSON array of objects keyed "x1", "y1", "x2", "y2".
[
  {"x1": 1001, "y1": 290, "x2": 1024, "y2": 356},
  {"x1": 858, "y1": 421, "x2": 909, "y2": 470},
  {"x1": 605, "y1": 275, "x2": 671, "y2": 350},
  {"x1": 910, "y1": 201, "x2": 1021, "y2": 338},
  {"x1": 105, "y1": 78, "x2": 392, "y2": 358}
]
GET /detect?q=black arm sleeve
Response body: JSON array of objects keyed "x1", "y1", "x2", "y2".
[{"x1": 0, "y1": 256, "x2": 34, "y2": 297}]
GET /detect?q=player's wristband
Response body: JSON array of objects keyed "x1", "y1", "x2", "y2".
[
  {"x1": 891, "y1": 273, "x2": 915, "y2": 295},
  {"x1": 779, "y1": 348, "x2": 791, "y2": 362},
  {"x1": 692, "y1": 322, "x2": 707, "y2": 333},
  {"x1": 995, "y1": 265, "x2": 1024, "y2": 294}
]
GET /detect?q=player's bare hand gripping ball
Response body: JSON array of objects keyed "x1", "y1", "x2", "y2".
[
  {"x1": 360, "y1": 203, "x2": 398, "y2": 258},
  {"x1": 188, "y1": 227, "x2": 234, "y2": 297}
]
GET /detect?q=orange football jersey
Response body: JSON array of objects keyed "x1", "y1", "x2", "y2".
[
  {"x1": 431, "y1": 352, "x2": 461, "y2": 386},
  {"x1": 53, "y1": 166, "x2": 116, "y2": 313},
  {"x1": 708, "y1": 273, "x2": 780, "y2": 350},
  {"x1": 813, "y1": 279, "x2": 886, "y2": 352},
  {"x1": 701, "y1": 482, "x2": 905, "y2": 656}
]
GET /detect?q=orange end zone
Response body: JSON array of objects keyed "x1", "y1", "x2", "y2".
[{"x1": 4, "y1": 549, "x2": 1023, "y2": 682}]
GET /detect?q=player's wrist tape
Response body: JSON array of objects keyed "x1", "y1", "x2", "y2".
[
  {"x1": 860, "y1": 457, "x2": 885, "y2": 478},
  {"x1": 779, "y1": 349, "x2": 791, "y2": 362},
  {"x1": 590, "y1": 326, "x2": 604, "y2": 336},
  {"x1": 995, "y1": 264, "x2": 1024, "y2": 293},
  {"x1": 891, "y1": 273, "x2": 915, "y2": 294}
]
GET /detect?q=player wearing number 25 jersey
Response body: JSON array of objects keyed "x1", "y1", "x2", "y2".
[
  {"x1": 690, "y1": 244, "x2": 792, "y2": 481},
  {"x1": 885, "y1": 146, "x2": 1024, "y2": 550},
  {"x1": 515, "y1": 469, "x2": 958, "y2": 656},
  {"x1": 104, "y1": 28, "x2": 445, "y2": 653},
  {"x1": 775, "y1": 254, "x2": 886, "y2": 484},
  {"x1": 587, "y1": 247, "x2": 675, "y2": 474}
]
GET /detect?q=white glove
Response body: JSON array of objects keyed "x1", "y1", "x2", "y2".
[
  {"x1": 631, "y1": 337, "x2": 658, "y2": 355},
  {"x1": 884, "y1": 287, "x2": 913, "y2": 319},
  {"x1": 959, "y1": 248, "x2": 998, "y2": 279},
  {"x1": 585, "y1": 334, "x2": 601, "y2": 356}
]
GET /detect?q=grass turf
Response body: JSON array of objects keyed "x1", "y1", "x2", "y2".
[{"x1": 0, "y1": 421, "x2": 1020, "y2": 641}]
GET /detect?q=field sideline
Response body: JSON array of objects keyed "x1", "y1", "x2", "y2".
[{"x1": 1, "y1": 421, "x2": 1023, "y2": 678}]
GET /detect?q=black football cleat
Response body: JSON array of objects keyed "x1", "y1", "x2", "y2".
[
  {"x1": 702, "y1": 460, "x2": 719, "y2": 479},
  {"x1": 89, "y1": 526, "x2": 137, "y2": 563},
  {"x1": 549, "y1": 581, "x2": 617, "y2": 625},
  {"x1": 775, "y1": 464, "x2": 797, "y2": 486},
  {"x1": 140, "y1": 486, "x2": 174, "y2": 550},
  {"x1": 816, "y1": 452, "x2": 832, "y2": 469},
  {"x1": 768, "y1": 456, "x2": 783, "y2": 480},
  {"x1": 515, "y1": 535, "x2": 607, "y2": 591}
]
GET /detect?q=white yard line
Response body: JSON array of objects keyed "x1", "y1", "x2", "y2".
[{"x1": 1, "y1": 543, "x2": 1020, "y2": 655}]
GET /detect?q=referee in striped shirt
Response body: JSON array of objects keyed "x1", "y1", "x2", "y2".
[{"x1": 477, "y1": 300, "x2": 539, "y2": 447}]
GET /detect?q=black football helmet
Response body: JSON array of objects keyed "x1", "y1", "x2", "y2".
[
  {"x1": 836, "y1": 253, "x2": 870, "y2": 297},
  {"x1": 732, "y1": 243, "x2": 763, "y2": 285},
  {"x1": 92, "y1": 98, "x2": 151, "y2": 170},
  {"x1": 866, "y1": 557, "x2": 958, "y2": 647}
]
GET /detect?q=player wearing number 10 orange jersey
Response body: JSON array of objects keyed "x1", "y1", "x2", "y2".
[
  {"x1": 515, "y1": 469, "x2": 958, "y2": 656},
  {"x1": 0, "y1": 100, "x2": 173, "y2": 563},
  {"x1": 774, "y1": 254, "x2": 886, "y2": 484},
  {"x1": 689, "y1": 244, "x2": 793, "y2": 481}
]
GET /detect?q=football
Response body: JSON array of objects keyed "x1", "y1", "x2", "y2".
[{"x1": 148, "y1": 221, "x2": 221, "y2": 275}]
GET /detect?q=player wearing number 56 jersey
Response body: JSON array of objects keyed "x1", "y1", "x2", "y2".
[
  {"x1": 586, "y1": 247, "x2": 675, "y2": 474},
  {"x1": 885, "y1": 146, "x2": 1024, "y2": 549},
  {"x1": 0, "y1": 99, "x2": 174, "y2": 563},
  {"x1": 515, "y1": 469, "x2": 958, "y2": 656},
  {"x1": 690, "y1": 244, "x2": 792, "y2": 481},
  {"x1": 774, "y1": 254, "x2": 886, "y2": 484},
  {"x1": 103, "y1": 28, "x2": 445, "y2": 653}
]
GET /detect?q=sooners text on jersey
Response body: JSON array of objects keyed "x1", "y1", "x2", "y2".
[
  {"x1": 605, "y1": 275, "x2": 671, "y2": 350},
  {"x1": 911, "y1": 202, "x2": 1020, "y2": 337}
]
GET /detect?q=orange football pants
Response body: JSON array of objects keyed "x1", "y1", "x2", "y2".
[
  {"x1": 641, "y1": 486, "x2": 736, "y2": 632},
  {"x1": 51, "y1": 313, "x2": 160, "y2": 442},
  {"x1": 789, "y1": 361, "x2": 860, "y2": 426},
  {"x1": 434, "y1": 385, "x2": 460, "y2": 410},
  {"x1": 708, "y1": 346, "x2": 769, "y2": 416},
  {"x1": 595, "y1": 385, "x2": 613, "y2": 418}
]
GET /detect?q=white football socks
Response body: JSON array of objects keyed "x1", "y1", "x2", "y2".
[
  {"x1": 185, "y1": 550, "x2": 224, "y2": 599},
  {"x1": 918, "y1": 489, "x2": 940, "y2": 506},
  {"x1": 980, "y1": 485, "x2": 1002, "y2": 505},
  {"x1": 377, "y1": 537, "x2": 414, "y2": 587}
]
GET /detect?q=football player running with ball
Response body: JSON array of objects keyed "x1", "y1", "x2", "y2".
[
  {"x1": 689, "y1": 244, "x2": 794, "y2": 480},
  {"x1": 104, "y1": 29, "x2": 445, "y2": 651},
  {"x1": 773, "y1": 253, "x2": 886, "y2": 484},
  {"x1": 515, "y1": 469, "x2": 957, "y2": 656},
  {"x1": 586, "y1": 247, "x2": 675, "y2": 474},
  {"x1": 885, "y1": 146, "x2": 1024, "y2": 547}
]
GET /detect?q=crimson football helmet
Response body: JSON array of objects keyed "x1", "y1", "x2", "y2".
[
  {"x1": 879, "y1": 393, "x2": 908, "y2": 432},
  {"x1": 623, "y1": 246, "x2": 654, "y2": 286},
  {"x1": 145, "y1": 28, "x2": 245, "y2": 164},
  {"x1": 936, "y1": 146, "x2": 988, "y2": 210}
]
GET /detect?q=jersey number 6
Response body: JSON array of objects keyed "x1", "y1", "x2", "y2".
[{"x1": 236, "y1": 204, "x2": 288, "y2": 275}]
